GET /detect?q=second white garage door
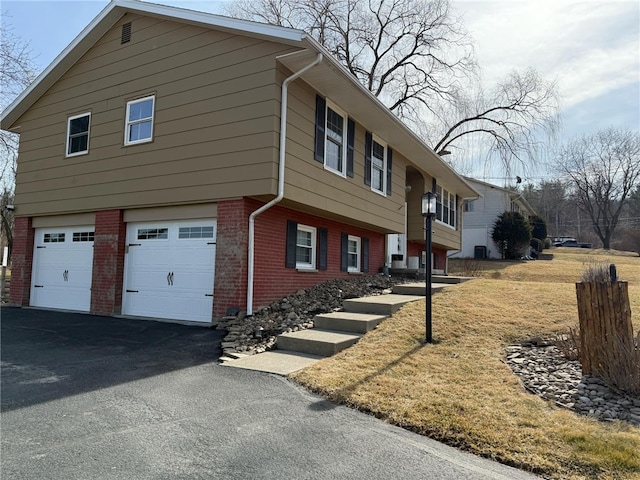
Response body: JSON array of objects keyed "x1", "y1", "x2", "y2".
[{"x1": 122, "y1": 220, "x2": 216, "y2": 323}]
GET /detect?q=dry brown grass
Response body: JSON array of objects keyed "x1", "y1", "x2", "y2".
[{"x1": 292, "y1": 250, "x2": 640, "y2": 479}]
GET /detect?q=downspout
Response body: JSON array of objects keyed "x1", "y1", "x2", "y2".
[{"x1": 246, "y1": 52, "x2": 323, "y2": 316}]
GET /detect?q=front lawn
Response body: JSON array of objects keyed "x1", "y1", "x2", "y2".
[{"x1": 292, "y1": 249, "x2": 640, "y2": 479}]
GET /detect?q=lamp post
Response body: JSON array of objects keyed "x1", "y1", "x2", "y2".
[{"x1": 421, "y1": 191, "x2": 437, "y2": 343}]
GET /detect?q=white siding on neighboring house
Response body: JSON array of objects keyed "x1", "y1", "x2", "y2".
[{"x1": 452, "y1": 179, "x2": 535, "y2": 259}]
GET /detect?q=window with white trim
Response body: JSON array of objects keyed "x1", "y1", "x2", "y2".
[
  {"x1": 370, "y1": 137, "x2": 386, "y2": 194},
  {"x1": 66, "y1": 113, "x2": 90, "y2": 157},
  {"x1": 463, "y1": 200, "x2": 475, "y2": 212},
  {"x1": 436, "y1": 186, "x2": 457, "y2": 228},
  {"x1": 296, "y1": 225, "x2": 317, "y2": 270},
  {"x1": 347, "y1": 235, "x2": 361, "y2": 272},
  {"x1": 324, "y1": 103, "x2": 347, "y2": 175},
  {"x1": 125, "y1": 95, "x2": 155, "y2": 145}
]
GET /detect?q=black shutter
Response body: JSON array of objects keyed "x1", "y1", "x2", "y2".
[
  {"x1": 340, "y1": 233, "x2": 348, "y2": 272},
  {"x1": 364, "y1": 132, "x2": 372, "y2": 186},
  {"x1": 432, "y1": 177, "x2": 437, "y2": 193},
  {"x1": 314, "y1": 95, "x2": 326, "y2": 163},
  {"x1": 386, "y1": 147, "x2": 393, "y2": 195},
  {"x1": 318, "y1": 228, "x2": 328, "y2": 270},
  {"x1": 285, "y1": 220, "x2": 298, "y2": 268},
  {"x1": 362, "y1": 237, "x2": 369, "y2": 273},
  {"x1": 346, "y1": 118, "x2": 355, "y2": 178}
]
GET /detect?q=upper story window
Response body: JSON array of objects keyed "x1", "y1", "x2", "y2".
[
  {"x1": 370, "y1": 137, "x2": 386, "y2": 194},
  {"x1": 125, "y1": 95, "x2": 155, "y2": 145},
  {"x1": 365, "y1": 132, "x2": 393, "y2": 196},
  {"x1": 325, "y1": 105, "x2": 346, "y2": 174},
  {"x1": 66, "y1": 113, "x2": 90, "y2": 157},
  {"x1": 314, "y1": 95, "x2": 354, "y2": 178},
  {"x1": 436, "y1": 185, "x2": 457, "y2": 228}
]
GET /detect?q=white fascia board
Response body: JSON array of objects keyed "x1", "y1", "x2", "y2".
[
  {"x1": 117, "y1": 0, "x2": 306, "y2": 42},
  {"x1": 0, "y1": 2, "x2": 117, "y2": 129},
  {"x1": 301, "y1": 35, "x2": 479, "y2": 199}
]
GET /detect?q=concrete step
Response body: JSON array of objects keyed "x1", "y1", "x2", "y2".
[
  {"x1": 277, "y1": 329, "x2": 363, "y2": 357},
  {"x1": 432, "y1": 275, "x2": 473, "y2": 284},
  {"x1": 392, "y1": 282, "x2": 449, "y2": 295},
  {"x1": 342, "y1": 294, "x2": 423, "y2": 315},
  {"x1": 314, "y1": 311, "x2": 388, "y2": 333}
]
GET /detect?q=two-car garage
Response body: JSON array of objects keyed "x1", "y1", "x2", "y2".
[{"x1": 29, "y1": 218, "x2": 217, "y2": 323}]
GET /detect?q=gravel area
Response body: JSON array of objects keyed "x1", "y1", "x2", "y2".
[
  {"x1": 216, "y1": 274, "x2": 411, "y2": 357},
  {"x1": 505, "y1": 340, "x2": 640, "y2": 427}
]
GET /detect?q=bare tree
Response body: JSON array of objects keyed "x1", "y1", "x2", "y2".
[
  {"x1": 556, "y1": 128, "x2": 640, "y2": 250},
  {"x1": 430, "y1": 68, "x2": 560, "y2": 169},
  {"x1": 1, "y1": 16, "x2": 37, "y2": 257},
  {"x1": 226, "y1": 0, "x2": 560, "y2": 172},
  {"x1": 228, "y1": 0, "x2": 475, "y2": 119}
]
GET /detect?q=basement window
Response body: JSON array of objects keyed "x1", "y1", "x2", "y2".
[
  {"x1": 347, "y1": 235, "x2": 361, "y2": 272},
  {"x1": 295, "y1": 225, "x2": 316, "y2": 270}
]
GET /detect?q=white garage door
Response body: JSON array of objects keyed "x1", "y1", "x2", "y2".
[
  {"x1": 31, "y1": 226, "x2": 95, "y2": 311},
  {"x1": 122, "y1": 220, "x2": 216, "y2": 323}
]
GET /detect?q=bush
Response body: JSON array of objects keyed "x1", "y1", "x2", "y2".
[
  {"x1": 529, "y1": 215, "x2": 548, "y2": 250},
  {"x1": 492, "y1": 211, "x2": 532, "y2": 259},
  {"x1": 530, "y1": 238, "x2": 543, "y2": 253},
  {"x1": 543, "y1": 237, "x2": 552, "y2": 249}
]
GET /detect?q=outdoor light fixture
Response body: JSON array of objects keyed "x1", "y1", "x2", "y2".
[{"x1": 421, "y1": 191, "x2": 437, "y2": 343}]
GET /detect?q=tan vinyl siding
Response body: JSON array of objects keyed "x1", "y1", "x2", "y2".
[
  {"x1": 123, "y1": 203, "x2": 217, "y2": 223},
  {"x1": 281, "y1": 72, "x2": 406, "y2": 233},
  {"x1": 32, "y1": 213, "x2": 96, "y2": 228},
  {"x1": 13, "y1": 14, "x2": 295, "y2": 217},
  {"x1": 406, "y1": 170, "x2": 461, "y2": 250}
]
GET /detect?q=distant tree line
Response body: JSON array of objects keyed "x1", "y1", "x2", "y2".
[{"x1": 522, "y1": 129, "x2": 640, "y2": 254}]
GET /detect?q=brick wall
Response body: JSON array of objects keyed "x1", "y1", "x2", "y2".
[
  {"x1": 91, "y1": 210, "x2": 126, "y2": 316},
  {"x1": 9, "y1": 216, "x2": 34, "y2": 306},
  {"x1": 212, "y1": 198, "x2": 386, "y2": 316},
  {"x1": 213, "y1": 199, "x2": 252, "y2": 317}
]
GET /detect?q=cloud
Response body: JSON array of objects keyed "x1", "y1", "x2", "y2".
[{"x1": 454, "y1": 0, "x2": 640, "y2": 111}]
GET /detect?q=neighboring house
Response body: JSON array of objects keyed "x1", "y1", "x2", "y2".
[
  {"x1": 452, "y1": 178, "x2": 536, "y2": 259},
  {"x1": 0, "y1": 0, "x2": 477, "y2": 324}
]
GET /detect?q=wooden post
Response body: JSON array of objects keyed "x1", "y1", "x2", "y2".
[{"x1": 575, "y1": 281, "x2": 635, "y2": 386}]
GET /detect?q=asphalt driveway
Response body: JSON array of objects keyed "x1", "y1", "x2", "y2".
[{"x1": 1, "y1": 308, "x2": 539, "y2": 479}]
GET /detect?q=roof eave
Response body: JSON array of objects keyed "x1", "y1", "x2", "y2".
[{"x1": 280, "y1": 37, "x2": 479, "y2": 198}]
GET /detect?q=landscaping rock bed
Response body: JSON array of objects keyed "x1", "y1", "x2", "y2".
[
  {"x1": 216, "y1": 275, "x2": 410, "y2": 357},
  {"x1": 505, "y1": 341, "x2": 640, "y2": 427}
]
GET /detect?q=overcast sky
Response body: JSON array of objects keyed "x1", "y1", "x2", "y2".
[{"x1": 2, "y1": 0, "x2": 639, "y2": 183}]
